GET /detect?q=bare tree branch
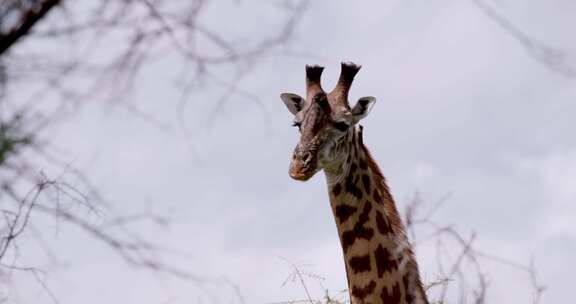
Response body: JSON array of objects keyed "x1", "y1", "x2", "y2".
[
  {"x1": 275, "y1": 192, "x2": 546, "y2": 304},
  {"x1": 0, "y1": 1, "x2": 310, "y2": 302},
  {"x1": 471, "y1": 0, "x2": 576, "y2": 78},
  {"x1": 0, "y1": 0, "x2": 61, "y2": 57}
]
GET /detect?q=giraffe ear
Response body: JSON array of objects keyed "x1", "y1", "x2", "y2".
[
  {"x1": 281, "y1": 93, "x2": 305, "y2": 115},
  {"x1": 351, "y1": 96, "x2": 376, "y2": 121}
]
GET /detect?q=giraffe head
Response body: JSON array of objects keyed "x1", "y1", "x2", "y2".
[{"x1": 281, "y1": 62, "x2": 376, "y2": 181}]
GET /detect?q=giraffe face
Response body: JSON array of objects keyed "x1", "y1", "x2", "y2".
[{"x1": 281, "y1": 92, "x2": 376, "y2": 181}]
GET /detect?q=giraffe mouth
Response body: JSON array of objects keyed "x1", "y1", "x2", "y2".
[{"x1": 289, "y1": 169, "x2": 314, "y2": 181}]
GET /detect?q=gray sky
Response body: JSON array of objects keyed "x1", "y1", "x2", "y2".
[{"x1": 10, "y1": 0, "x2": 576, "y2": 303}]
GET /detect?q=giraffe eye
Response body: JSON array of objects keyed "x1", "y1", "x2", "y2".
[
  {"x1": 333, "y1": 121, "x2": 349, "y2": 132},
  {"x1": 292, "y1": 121, "x2": 301, "y2": 131}
]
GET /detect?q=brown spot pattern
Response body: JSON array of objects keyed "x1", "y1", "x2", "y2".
[
  {"x1": 359, "y1": 158, "x2": 368, "y2": 170},
  {"x1": 374, "y1": 244, "x2": 398, "y2": 278},
  {"x1": 361, "y1": 174, "x2": 370, "y2": 194},
  {"x1": 373, "y1": 189, "x2": 382, "y2": 204},
  {"x1": 349, "y1": 254, "x2": 372, "y2": 273},
  {"x1": 352, "y1": 280, "x2": 376, "y2": 300},
  {"x1": 345, "y1": 164, "x2": 363, "y2": 199},
  {"x1": 375, "y1": 210, "x2": 392, "y2": 234},
  {"x1": 335, "y1": 204, "x2": 357, "y2": 223},
  {"x1": 403, "y1": 275, "x2": 415, "y2": 304},
  {"x1": 357, "y1": 201, "x2": 372, "y2": 226},
  {"x1": 341, "y1": 232, "x2": 356, "y2": 251},
  {"x1": 332, "y1": 183, "x2": 342, "y2": 196},
  {"x1": 380, "y1": 283, "x2": 401, "y2": 303},
  {"x1": 341, "y1": 202, "x2": 374, "y2": 252}
]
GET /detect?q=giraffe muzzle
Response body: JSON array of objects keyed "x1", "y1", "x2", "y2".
[{"x1": 289, "y1": 148, "x2": 318, "y2": 181}]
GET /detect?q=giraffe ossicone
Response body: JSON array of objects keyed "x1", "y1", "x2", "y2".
[{"x1": 281, "y1": 62, "x2": 429, "y2": 304}]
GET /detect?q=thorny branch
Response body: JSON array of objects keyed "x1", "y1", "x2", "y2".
[
  {"x1": 277, "y1": 192, "x2": 545, "y2": 304},
  {"x1": 0, "y1": 0, "x2": 61, "y2": 56},
  {"x1": 0, "y1": 168, "x2": 201, "y2": 301},
  {"x1": 0, "y1": 0, "x2": 309, "y2": 302},
  {"x1": 1, "y1": 0, "x2": 309, "y2": 125},
  {"x1": 274, "y1": 257, "x2": 347, "y2": 304},
  {"x1": 404, "y1": 192, "x2": 546, "y2": 304}
]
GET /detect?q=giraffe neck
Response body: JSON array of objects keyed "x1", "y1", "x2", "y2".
[{"x1": 323, "y1": 126, "x2": 428, "y2": 304}]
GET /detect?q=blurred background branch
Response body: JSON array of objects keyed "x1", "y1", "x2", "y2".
[
  {"x1": 1, "y1": 0, "x2": 308, "y2": 301},
  {"x1": 471, "y1": 0, "x2": 576, "y2": 78},
  {"x1": 276, "y1": 194, "x2": 545, "y2": 304},
  {"x1": 0, "y1": 0, "x2": 570, "y2": 303}
]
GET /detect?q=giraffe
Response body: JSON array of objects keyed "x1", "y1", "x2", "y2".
[{"x1": 280, "y1": 62, "x2": 429, "y2": 304}]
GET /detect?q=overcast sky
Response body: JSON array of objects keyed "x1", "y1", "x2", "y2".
[{"x1": 10, "y1": 0, "x2": 576, "y2": 303}]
